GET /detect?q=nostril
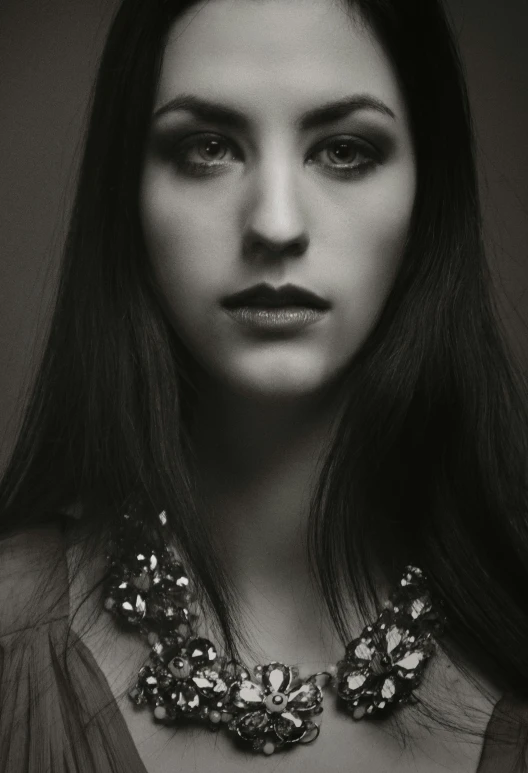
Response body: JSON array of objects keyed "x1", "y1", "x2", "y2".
[{"x1": 243, "y1": 232, "x2": 309, "y2": 261}]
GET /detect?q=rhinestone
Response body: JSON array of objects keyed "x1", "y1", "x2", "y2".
[
  {"x1": 395, "y1": 651, "x2": 424, "y2": 672},
  {"x1": 187, "y1": 638, "x2": 217, "y2": 667},
  {"x1": 230, "y1": 680, "x2": 264, "y2": 708},
  {"x1": 172, "y1": 685, "x2": 200, "y2": 713},
  {"x1": 192, "y1": 671, "x2": 228, "y2": 699},
  {"x1": 121, "y1": 592, "x2": 146, "y2": 621},
  {"x1": 381, "y1": 678, "x2": 396, "y2": 700},
  {"x1": 236, "y1": 710, "x2": 268, "y2": 737},
  {"x1": 274, "y1": 710, "x2": 304, "y2": 741},
  {"x1": 287, "y1": 682, "x2": 322, "y2": 711},
  {"x1": 354, "y1": 641, "x2": 373, "y2": 660},
  {"x1": 262, "y1": 663, "x2": 292, "y2": 693},
  {"x1": 344, "y1": 672, "x2": 367, "y2": 692}
]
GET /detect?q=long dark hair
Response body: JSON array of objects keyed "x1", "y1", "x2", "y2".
[{"x1": 1, "y1": 0, "x2": 528, "y2": 747}]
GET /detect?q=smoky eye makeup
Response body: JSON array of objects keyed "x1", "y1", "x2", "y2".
[{"x1": 147, "y1": 118, "x2": 398, "y2": 180}]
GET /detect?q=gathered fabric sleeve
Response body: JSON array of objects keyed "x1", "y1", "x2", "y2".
[
  {"x1": 478, "y1": 693, "x2": 528, "y2": 773},
  {"x1": 0, "y1": 522, "x2": 147, "y2": 773}
]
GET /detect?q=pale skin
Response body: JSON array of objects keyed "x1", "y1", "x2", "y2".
[
  {"x1": 139, "y1": 0, "x2": 415, "y2": 666},
  {"x1": 66, "y1": 0, "x2": 503, "y2": 770}
]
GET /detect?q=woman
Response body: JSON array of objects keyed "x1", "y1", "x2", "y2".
[{"x1": 1, "y1": 0, "x2": 527, "y2": 770}]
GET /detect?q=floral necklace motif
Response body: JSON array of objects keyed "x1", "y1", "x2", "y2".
[{"x1": 103, "y1": 509, "x2": 445, "y2": 755}]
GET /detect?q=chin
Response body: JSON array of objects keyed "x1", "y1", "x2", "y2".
[{"x1": 210, "y1": 355, "x2": 343, "y2": 401}]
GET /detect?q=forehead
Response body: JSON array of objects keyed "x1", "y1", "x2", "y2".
[{"x1": 155, "y1": 0, "x2": 406, "y2": 121}]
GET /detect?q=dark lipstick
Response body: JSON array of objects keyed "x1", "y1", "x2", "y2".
[
  {"x1": 222, "y1": 282, "x2": 331, "y2": 310},
  {"x1": 221, "y1": 283, "x2": 330, "y2": 333}
]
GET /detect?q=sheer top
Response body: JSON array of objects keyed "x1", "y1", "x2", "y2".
[{"x1": 0, "y1": 519, "x2": 527, "y2": 772}]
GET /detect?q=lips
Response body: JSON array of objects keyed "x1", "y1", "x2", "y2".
[{"x1": 221, "y1": 282, "x2": 331, "y2": 310}]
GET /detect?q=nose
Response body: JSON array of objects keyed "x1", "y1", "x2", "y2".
[{"x1": 242, "y1": 152, "x2": 310, "y2": 262}]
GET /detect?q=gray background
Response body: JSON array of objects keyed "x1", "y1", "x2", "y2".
[{"x1": 1, "y1": 0, "x2": 527, "y2": 469}]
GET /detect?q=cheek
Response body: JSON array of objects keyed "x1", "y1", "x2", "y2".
[
  {"x1": 330, "y1": 169, "x2": 415, "y2": 325},
  {"x1": 140, "y1": 177, "x2": 230, "y2": 313}
]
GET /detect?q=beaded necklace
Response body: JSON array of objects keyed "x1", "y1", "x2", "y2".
[{"x1": 103, "y1": 509, "x2": 445, "y2": 755}]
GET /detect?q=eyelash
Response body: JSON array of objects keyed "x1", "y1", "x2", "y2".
[{"x1": 170, "y1": 133, "x2": 381, "y2": 179}]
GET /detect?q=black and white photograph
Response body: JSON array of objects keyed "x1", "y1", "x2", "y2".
[{"x1": 1, "y1": 0, "x2": 527, "y2": 770}]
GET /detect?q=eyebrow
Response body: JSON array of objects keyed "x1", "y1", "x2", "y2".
[{"x1": 153, "y1": 93, "x2": 396, "y2": 130}]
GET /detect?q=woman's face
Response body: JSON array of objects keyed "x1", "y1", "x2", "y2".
[{"x1": 140, "y1": 0, "x2": 416, "y2": 400}]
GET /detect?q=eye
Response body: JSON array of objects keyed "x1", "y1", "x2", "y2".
[
  {"x1": 172, "y1": 133, "x2": 240, "y2": 176},
  {"x1": 169, "y1": 132, "x2": 380, "y2": 179},
  {"x1": 307, "y1": 136, "x2": 380, "y2": 178}
]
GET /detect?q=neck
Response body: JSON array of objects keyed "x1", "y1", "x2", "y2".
[
  {"x1": 186, "y1": 381, "x2": 349, "y2": 666},
  {"x1": 191, "y1": 383, "x2": 341, "y2": 576}
]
